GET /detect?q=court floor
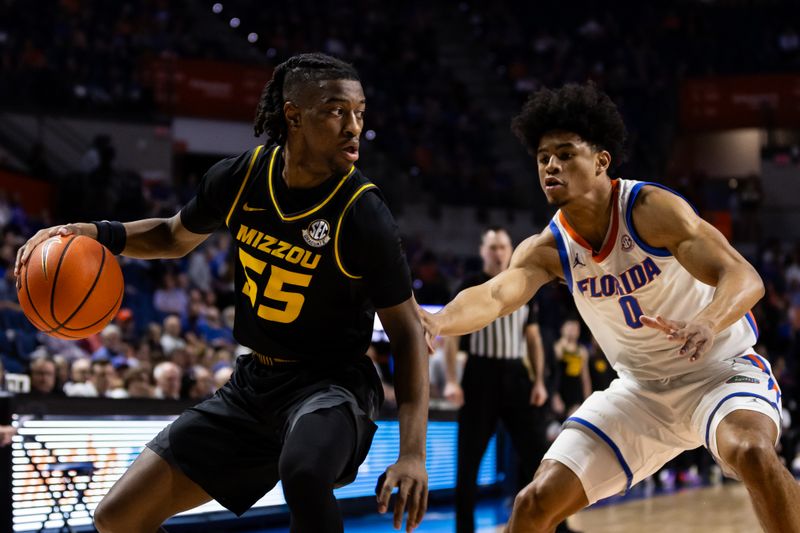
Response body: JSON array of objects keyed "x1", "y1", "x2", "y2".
[
  {"x1": 567, "y1": 483, "x2": 760, "y2": 533},
  {"x1": 256, "y1": 482, "x2": 762, "y2": 532}
]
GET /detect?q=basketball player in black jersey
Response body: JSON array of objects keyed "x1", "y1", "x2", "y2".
[{"x1": 15, "y1": 53, "x2": 429, "y2": 533}]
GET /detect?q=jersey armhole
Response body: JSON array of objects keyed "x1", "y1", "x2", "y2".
[
  {"x1": 548, "y1": 219, "x2": 574, "y2": 294},
  {"x1": 225, "y1": 145, "x2": 265, "y2": 227},
  {"x1": 624, "y1": 182, "x2": 697, "y2": 258},
  {"x1": 334, "y1": 184, "x2": 378, "y2": 279}
]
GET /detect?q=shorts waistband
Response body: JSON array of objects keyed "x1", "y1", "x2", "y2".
[{"x1": 252, "y1": 352, "x2": 301, "y2": 366}]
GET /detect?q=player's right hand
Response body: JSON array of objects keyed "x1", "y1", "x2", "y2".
[
  {"x1": 13, "y1": 223, "x2": 97, "y2": 283},
  {"x1": 376, "y1": 454, "x2": 428, "y2": 532},
  {"x1": 443, "y1": 381, "x2": 464, "y2": 407}
]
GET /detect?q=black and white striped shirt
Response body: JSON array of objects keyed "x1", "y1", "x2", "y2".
[{"x1": 458, "y1": 272, "x2": 538, "y2": 359}]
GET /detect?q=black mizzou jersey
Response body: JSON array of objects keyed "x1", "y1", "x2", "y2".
[{"x1": 181, "y1": 144, "x2": 411, "y2": 363}]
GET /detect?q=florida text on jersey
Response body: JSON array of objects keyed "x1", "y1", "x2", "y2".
[{"x1": 548, "y1": 179, "x2": 758, "y2": 381}]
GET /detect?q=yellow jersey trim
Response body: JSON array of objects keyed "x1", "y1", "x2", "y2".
[
  {"x1": 334, "y1": 183, "x2": 377, "y2": 279},
  {"x1": 267, "y1": 146, "x2": 356, "y2": 222},
  {"x1": 225, "y1": 145, "x2": 264, "y2": 227}
]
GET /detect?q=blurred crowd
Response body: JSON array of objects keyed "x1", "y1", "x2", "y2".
[
  {"x1": 463, "y1": 0, "x2": 800, "y2": 180},
  {"x1": 0, "y1": 0, "x2": 501, "y2": 209},
  {"x1": 4, "y1": 1, "x2": 797, "y2": 212},
  {"x1": 1, "y1": 0, "x2": 800, "y2": 486}
]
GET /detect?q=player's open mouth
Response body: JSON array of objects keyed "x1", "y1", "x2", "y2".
[
  {"x1": 342, "y1": 145, "x2": 359, "y2": 161},
  {"x1": 544, "y1": 176, "x2": 564, "y2": 191}
]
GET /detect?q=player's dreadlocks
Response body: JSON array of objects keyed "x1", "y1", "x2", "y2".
[
  {"x1": 253, "y1": 53, "x2": 360, "y2": 142},
  {"x1": 511, "y1": 82, "x2": 627, "y2": 170}
]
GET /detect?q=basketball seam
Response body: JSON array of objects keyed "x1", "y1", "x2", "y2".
[
  {"x1": 59, "y1": 281, "x2": 122, "y2": 332},
  {"x1": 49, "y1": 235, "x2": 78, "y2": 332},
  {"x1": 50, "y1": 245, "x2": 107, "y2": 332},
  {"x1": 23, "y1": 240, "x2": 59, "y2": 332}
]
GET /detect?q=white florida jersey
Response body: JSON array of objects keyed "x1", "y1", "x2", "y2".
[{"x1": 548, "y1": 178, "x2": 758, "y2": 381}]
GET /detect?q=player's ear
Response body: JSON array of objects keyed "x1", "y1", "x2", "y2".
[
  {"x1": 596, "y1": 150, "x2": 611, "y2": 175},
  {"x1": 284, "y1": 101, "x2": 302, "y2": 129}
]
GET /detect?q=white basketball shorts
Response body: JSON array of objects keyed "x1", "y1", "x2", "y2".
[{"x1": 543, "y1": 351, "x2": 782, "y2": 504}]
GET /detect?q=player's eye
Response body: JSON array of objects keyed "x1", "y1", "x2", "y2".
[{"x1": 559, "y1": 153, "x2": 574, "y2": 161}]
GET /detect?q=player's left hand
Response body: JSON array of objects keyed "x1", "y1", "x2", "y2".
[
  {"x1": 376, "y1": 454, "x2": 428, "y2": 531},
  {"x1": 640, "y1": 315, "x2": 715, "y2": 362}
]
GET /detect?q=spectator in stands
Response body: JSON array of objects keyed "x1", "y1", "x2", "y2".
[
  {"x1": 196, "y1": 306, "x2": 234, "y2": 348},
  {"x1": 187, "y1": 247, "x2": 213, "y2": 293},
  {"x1": 153, "y1": 271, "x2": 189, "y2": 317},
  {"x1": 551, "y1": 319, "x2": 591, "y2": 419},
  {"x1": 412, "y1": 250, "x2": 451, "y2": 305},
  {"x1": 123, "y1": 367, "x2": 155, "y2": 399},
  {"x1": 213, "y1": 365, "x2": 233, "y2": 390},
  {"x1": 65, "y1": 359, "x2": 124, "y2": 398},
  {"x1": 181, "y1": 365, "x2": 214, "y2": 401},
  {"x1": 52, "y1": 354, "x2": 70, "y2": 387},
  {"x1": 587, "y1": 336, "x2": 616, "y2": 392},
  {"x1": 153, "y1": 361, "x2": 181, "y2": 400},
  {"x1": 28, "y1": 356, "x2": 61, "y2": 396},
  {"x1": 63, "y1": 358, "x2": 91, "y2": 395},
  {"x1": 160, "y1": 314, "x2": 186, "y2": 356},
  {"x1": 92, "y1": 324, "x2": 125, "y2": 361},
  {"x1": 38, "y1": 334, "x2": 89, "y2": 361}
]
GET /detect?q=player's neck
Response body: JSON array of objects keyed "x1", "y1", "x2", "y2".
[
  {"x1": 561, "y1": 178, "x2": 615, "y2": 252},
  {"x1": 281, "y1": 144, "x2": 334, "y2": 189}
]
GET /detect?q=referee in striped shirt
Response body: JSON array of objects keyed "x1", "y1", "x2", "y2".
[{"x1": 445, "y1": 227, "x2": 552, "y2": 533}]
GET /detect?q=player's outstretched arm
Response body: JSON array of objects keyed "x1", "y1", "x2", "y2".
[
  {"x1": 375, "y1": 296, "x2": 429, "y2": 532},
  {"x1": 14, "y1": 212, "x2": 210, "y2": 277},
  {"x1": 117, "y1": 213, "x2": 210, "y2": 259},
  {"x1": 635, "y1": 186, "x2": 764, "y2": 361},
  {"x1": 420, "y1": 234, "x2": 557, "y2": 339}
]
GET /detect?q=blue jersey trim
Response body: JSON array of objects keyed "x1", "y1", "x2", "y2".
[
  {"x1": 704, "y1": 392, "x2": 780, "y2": 450},
  {"x1": 549, "y1": 219, "x2": 573, "y2": 294},
  {"x1": 568, "y1": 416, "x2": 633, "y2": 492},
  {"x1": 745, "y1": 312, "x2": 759, "y2": 341},
  {"x1": 624, "y1": 182, "x2": 698, "y2": 258}
]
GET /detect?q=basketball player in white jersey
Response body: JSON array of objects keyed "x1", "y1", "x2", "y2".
[{"x1": 420, "y1": 83, "x2": 800, "y2": 532}]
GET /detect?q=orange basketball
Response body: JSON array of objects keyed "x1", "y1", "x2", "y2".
[{"x1": 17, "y1": 234, "x2": 124, "y2": 340}]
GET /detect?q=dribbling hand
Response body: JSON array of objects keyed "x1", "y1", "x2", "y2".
[
  {"x1": 13, "y1": 223, "x2": 97, "y2": 285},
  {"x1": 376, "y1": 455, "x2": 428, "y2": 531},
  {"x1": 640, "y1": 314, "x2": 715, "y2": 362}
]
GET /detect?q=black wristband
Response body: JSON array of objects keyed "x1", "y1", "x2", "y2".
[{"x1": 92, "y1": 220, "x2": 127, "y2": 255}]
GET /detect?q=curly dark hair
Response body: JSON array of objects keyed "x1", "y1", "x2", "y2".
[
  {"x1": 253, "y1": 53, "x2": 360, "y2": 142},
  {"x1": 511, "y1": 83, "x2": 627, "y2": 169}
]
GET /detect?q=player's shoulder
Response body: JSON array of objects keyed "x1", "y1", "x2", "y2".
[
  {"x1": 516, "y1": 231, "x2": 559, "y2": 261},
  {"x1": 511, "y1": 231, "x2": 562, "y2": 279},
  {"x1": 346, "y1": 170, "x2": 388, "y2": 216},
  {"x1": 341, "y1": 174, "x2": 395, "y2": 239},
  {"x1": 629, "y1": 181, "x2": 695, "y2": 216},
  {"x1": 628, "y1": 181, "x2": 701, "y2": 248},
  {"x1": 629, "y1": 182, "x2": 698, "y2": 230}
]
